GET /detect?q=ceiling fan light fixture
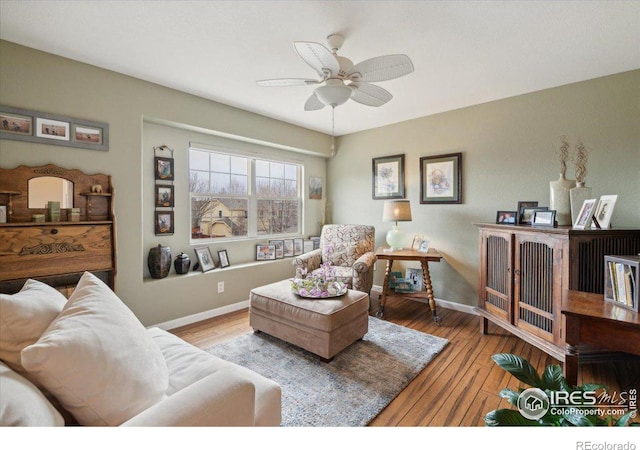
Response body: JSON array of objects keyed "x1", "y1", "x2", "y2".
[{"x1": 314, "y1": 82, "x2": 352, "y2": 107}]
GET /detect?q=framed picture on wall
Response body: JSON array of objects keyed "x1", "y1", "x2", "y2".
[
  {"x1": 155, "y1": 184, "x2": 174, "y2": 207},
  {"x1": 372, "y1": 154, "x2": 405, "y2": 199},
  {"x1": 154, "y1": 211, "x2": 174, "y2": 235},
  {"x1": 309, "y1": 176, "x2": 322, "y2": 200},
  {"x1": 420, "y1": 153, "x2": 462, "y2": 204},
  {"x1": 154, "y1": 156, "x2": 174, "y2": 181}
]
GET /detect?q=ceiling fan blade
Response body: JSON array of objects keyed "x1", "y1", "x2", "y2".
[
  {"x1": 294, "y1": 41, "x2": 340, "y2": 78},
  {"x1": 349, "y1": 82, "x2": 392, "y2": 107},
  {"x1": 304, "y1": 93, "x2": 326, "y2": 111},
  {"x1": 348, "y1": 54, "x2": 414, "y2": 82},
  {"x1": 257, "y1": 78, "x2": 320, "y2": 87}
]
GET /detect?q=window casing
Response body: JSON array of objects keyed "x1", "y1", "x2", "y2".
[{"x1": 189, "y1": 147, "x2": 301, "y2": 242}]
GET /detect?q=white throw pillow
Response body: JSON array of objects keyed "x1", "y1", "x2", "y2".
[
  {"x1": 0, "y1": 361, "x2": 65, "y2": 426},
  {"x1": 0, "y1": 279, "x2": 67, "y2": 374},
  {"x1": 21, "y1": 272, "x2": 169, "y2": 426}
]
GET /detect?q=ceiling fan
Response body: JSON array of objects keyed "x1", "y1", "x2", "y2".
[{"x1": 257, "y1": 34, "x2": 414, "y2": 111}]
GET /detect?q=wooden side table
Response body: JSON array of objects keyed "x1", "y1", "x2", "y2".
[
  {"x1": 375, "y1": 247, "x2": 443, "y2": 324},
  {"x1": 561, "y1": 290, "x2": 640, "y2": 387}
]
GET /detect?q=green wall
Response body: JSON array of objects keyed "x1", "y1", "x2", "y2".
[
  {"x1": 0, "y1": 40, "x2": 331, "y2": 326},
  {"x1": 329, "y1": 70, "x2": 640, "y2": 306}
]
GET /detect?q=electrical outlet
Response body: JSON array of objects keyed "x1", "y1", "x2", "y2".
[{"x1": 217, "y1": 281, "x2": 224, "y2": 293}]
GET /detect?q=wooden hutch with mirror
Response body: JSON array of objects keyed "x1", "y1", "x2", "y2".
[
  {"x1": 476, "y1": 223, "x2": 640, "y2": 362},
  {"x1": 0, "y1": 164, "x2": 117, "y2": 293}
]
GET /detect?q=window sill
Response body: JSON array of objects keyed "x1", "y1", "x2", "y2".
[{"x1": 143, "y1": 257, "x2": 293, "y2": 282}]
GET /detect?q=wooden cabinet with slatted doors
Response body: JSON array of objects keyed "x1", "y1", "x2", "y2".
[{"x1": 477, "y1": 223, "x2": 640, "y2": 361}]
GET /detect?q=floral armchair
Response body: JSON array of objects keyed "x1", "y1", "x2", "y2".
[{"x1": 293, "y1": 224, "x2": 376, "y2": 294}]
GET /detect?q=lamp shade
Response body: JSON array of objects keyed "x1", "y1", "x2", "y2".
[{"x1": 382, "y1": 200, "x2": 412, "y2": 223}]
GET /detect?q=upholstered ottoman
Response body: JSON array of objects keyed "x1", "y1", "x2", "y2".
[{"x1": 249, "y1": 279, "x2": 369, "y2": 361}]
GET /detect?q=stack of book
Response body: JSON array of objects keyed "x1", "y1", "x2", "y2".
[
  {"x1": 47, "y1": 201, "x2": 60, "y2": 222},
  {"x1": 606, "y1": 257, "x2": 638, "y2": 311},
  {"x1": 69, "y1": 207, "x2": 80, "y2": 222}
]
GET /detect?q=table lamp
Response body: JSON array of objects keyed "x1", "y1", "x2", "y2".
[{"x1": 382, "y1": 200, "x2": 412, "y2": 250}]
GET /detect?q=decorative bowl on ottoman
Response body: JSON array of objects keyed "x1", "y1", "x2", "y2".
[{"x1": 291, "y1": 261, "x2": 347, "y2": 298}]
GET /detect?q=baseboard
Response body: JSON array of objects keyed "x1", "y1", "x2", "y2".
[
  {"x1": 370, "y1": 284, "x2": 478, "y2": 316},
  {"x1": 151, "y1": 300, "x2": 250, "y2": 331}
]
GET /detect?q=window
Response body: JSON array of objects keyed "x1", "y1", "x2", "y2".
[{"x1": 189, "y1": 147, "x2": 301, "y2": 241}]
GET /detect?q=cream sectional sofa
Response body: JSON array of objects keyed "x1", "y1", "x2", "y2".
[{"x1": 0, "y1": 272, "x2": 281, "y2": 426}]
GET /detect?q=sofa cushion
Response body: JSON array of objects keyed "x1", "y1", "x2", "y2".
[
  {"x1": 0, "y1": 361, "x2": 64, "y2": 426},
  {"x1": 0, "y1": 279, "x2": 67, "y2": 374},
  {"x1": 21, "y1": 272, "x2": 169, "y2": 426}
]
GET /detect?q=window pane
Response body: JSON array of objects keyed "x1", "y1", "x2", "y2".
[
  {"x1": 211, "y1": 173, "x2": 230, "y2": 194},
  {"x1": 230, "y1": 175, "x2": 247, "y2": 194},
  {"x1": 192, "y1": 196, "x2": 248, "y2": 239},
  {"x1": 284, "y1": 180, "x2": 297, "y2": 197},
  {"x1": 257, "y1": 199, "x2": 299, "y2": 235},
  {"x1": 270, "y1": 162, "x2": 284, "y2": 179},
  {"x1": 256, "y1": 160, "x2": 269, "y2": 177},
  {"x1": 256, "y1": 176, "x2": 270, "y2": 196},
  {"x1": 190, "y1": 171, "x2": 210, "y2": 194},
  {"x1": 210, "y1": 153, "x2": 230, "y2": 172},
  {"x1": 284, "y1": 164, "x2": 297, "y2": 181},
  {"x1": 230, "y1": 156, "x2": 248, "y2": 175},
  {"x1": 190, "y1": 150, "x2": 209, "y2": 171},
  {"x1": 270, "y1": 179, "x2": 285, "y2": 196}
]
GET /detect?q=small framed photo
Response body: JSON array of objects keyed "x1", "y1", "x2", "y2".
[
  {"x1": 418, "y1": 240, "x2": 430, "y2": 253},
  {"x1": 217, "y1": 249, "x2": 230, "y2": 268},
  {"x1": 294, "y1": 238, "x2": 304, "y2": 256},
  {"x1": 154, "y1": 211, "x2": 174, "y2": 235},
  {"x1": 592, "y1": 195, "x2": 617, "y2": 229},
  {"x1": 72, "y1": 124, "x2": 103, "y2": 145},
  {"x1": 283, "y1": 239, "x2": 294, "y2": 257},
  {"x1": 411, "y1": 234, "x2": 425, "y2": 250},
  {"x1": 406, "y1": 268, "x2": 424, "y2": 291},
  {"x1": 388, "y1": 271, "x2": 403, "y2": 289},
  {"x1": 36, "y1": 117, "x2": 69, "y2": 141},
  {"x1": 303, "y1": 240, "x2": 314, "y2": 253},
  {"x1": 195, "y1": 246, "x2": 215, "y2": 272},
  {"x1": 269, "y1": 239, "x2": 284, "y2": 259},
  {"x1": 420, "y1": 152, "x2": 462, "y2": 204},
  {"x1": 155, "y1": 156, "x2": 175, "y2": 181},
  {"x1": 573, "y1": 198, "x2": 597, "y2": 229},
  {"x1": 496, "y1": 211, "x2": 517, "y2": 225},
  {"x1": 517, "y1": 201, "x2": 538, "y2": 223},
  {"x1": 372, "y1": 154, "x2": 405, "y2": 199},
  {"x1": 532, "y1": 209, "x2": 557, "y2": 227},
  {"x1": 256, "y1": 244, "x2": 276, "y2": 261},
  {"x1": 155, "y1": 184, "x2": 174, "y2": 207},
  {"x1": 0, "y1": 111, "x2": 32, "y2": 135},
  {"x1": 309, "y1": 176, "x2": 322, "y2": 200},
  {"x1": 520, "y1": 206, "x2": 548, "y2": 225}
]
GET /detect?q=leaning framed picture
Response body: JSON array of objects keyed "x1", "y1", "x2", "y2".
[
  {"x1": 420, "y1": 152, "x2": 462, "y2": 204},
  {"x1": 154, "y1": 211, "x2": 174, "y2": 235},
  {"x1": 293, "y1": 238, "x2": 304, "y2": 256},
  {"x1": 520, "y1": 206, "x2": 548, "y2": 225},
  {"x1": 154, "y1": 156, "x2": 174, "y2": 181},
  {"x1": 269, "y1": 239, "x2": 284, "y2": 258},
  {"x1": 573, "y1": 198, "x2": 597, "y2": 229},
  {"x1": 372, "y1": 154, "x2": 405, "y2": 199},
  {"x1": 217, "y1": 250, "x2": 230, "y2": 268},
  {"x1": 256, "y1": 244, "x2": 276, "y2": 261},
  {"x1": 283, "y1": 239, "x2": 294, "y2": 257},
  {"x1": 155, "y1": 184, "x2": 174, "y2": 207},
  {"x1": 592, "y1": 195, "x2": 617, "y2": 229},
  {"x1": 496, "y1": 211, "x2": 517, "y2": 225},
  {"x1": 532, "y1": 209, "x2": 557, "y2": 227},
  {"x1": 517, "y1": 201, "x2": 538, "y2": 224},
  {"x1": 195, "y1": 246, "x2": 215, "y2": 272}
]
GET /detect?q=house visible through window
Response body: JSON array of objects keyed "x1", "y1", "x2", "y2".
[{"x1": 189, "y1": 147, "x2": 301, "y2": 241}]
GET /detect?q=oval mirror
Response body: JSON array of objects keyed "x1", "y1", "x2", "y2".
[{"x1": 28, "y1": 177, "x2": 74, "y2": 209}]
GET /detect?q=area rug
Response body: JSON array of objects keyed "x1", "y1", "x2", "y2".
[{"x1": 206, "y1": 316, "x2": 448, "y2": 426}]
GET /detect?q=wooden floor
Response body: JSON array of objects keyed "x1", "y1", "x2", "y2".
[{"x1": 171, "y1": 295, "x2": 640, "y2": 426}]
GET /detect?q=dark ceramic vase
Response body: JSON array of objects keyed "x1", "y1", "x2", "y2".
[
  {"x1": 148, "y1": 244, "x2": 171, "y2": 279},
  {"x1": 174, "y1": 252, "x2": 191, "y2": 275}
]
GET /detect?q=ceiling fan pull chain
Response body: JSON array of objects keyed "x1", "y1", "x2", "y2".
[{"x1": 330, "y1": 106, "x2": 336, "y2": 156}]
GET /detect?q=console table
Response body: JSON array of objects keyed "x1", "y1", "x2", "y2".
[
  {"x1": 375, "y1": 247, "x2": 443, "y2": 324},
  {"x1": 561, "y1": 290, "x2": 640, "y2": 387}
]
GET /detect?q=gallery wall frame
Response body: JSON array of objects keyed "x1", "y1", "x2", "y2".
[
  {"x1": 0, "y1": 105, "x2": 109, "y2": 151},
  {"x1": 372, "y1": 154, "x2": 405, "y2": 199},
  {"x1": 420, "y1": 152, "x2": 462, "y2": 204}
]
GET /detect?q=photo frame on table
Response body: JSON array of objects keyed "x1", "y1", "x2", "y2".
[
  {"x1": 293, "y1": 238, "x2": 304, "y2": 256},
  {"x1": 420, "y1": 152, "x2": 462, "y2": 204},
  {"x1": 154, "y1": 211, "x2": 174, "y2": 235},
  {"x1": 411, "y1": 234, "x2": 425, "y2": 250},
  {"x1": 517, "y1": 201, "x2": 538, "y2": 224},
  {"x1": 573, "y1": 198, "x2": 597, "y2": 230},
  {"x1": 256, "y1": 244, "x2": 276, "y2": 261},
  {"x1": 269, "y1": 239, "x2": 284, "y2": 259},
  {"x1": 532, "y1": 210, "x2": 557, "y2": 227},
  {"x1": 406, "y1": 268, "x2": 424, "y2": 292},
  {"x1": 155, "y1": 184, "x2": 175, "y2": 208},
  {"x1": 217, "y1": 250, "x2": 230, "y2": 268},
  {"x1": 0, "y1": 105, "x2": 109, "y2": 151},
  {"x1": 372, "y1": 154, "x2": 405, "y2": 199},
  {"x1": 283, "y1": 239, "x2": 294, "y2": 257},
  {"x1": 309, "y1": 176, "x2": 323, "y2": 200},
  {"x1": 154, "y1": 156, "x2": 174, "y2": 181},
  {"x1": 195, "y1": 246, "x2": 215, "y2": 272},
  {"x1": 592, "y1": 195, "x2": 617, "y2": 229},
  {"x1": 496, "y1": 211, "x2": 517, "y2": 225},
  {"x1": 519, "y1": 206, "x2": 548, "y2": 225}
]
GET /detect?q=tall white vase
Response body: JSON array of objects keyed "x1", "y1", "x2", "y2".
[
  {"x1": 550, "y1": 174, "x2": 576, "y2": 226},
  {"x1": 569, "y1": 182, "x2": 593, "y2": 226}
]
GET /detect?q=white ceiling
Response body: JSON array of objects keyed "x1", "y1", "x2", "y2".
[{"x1": 1, "y1": 1, "x2": 639, "y2": 137}]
